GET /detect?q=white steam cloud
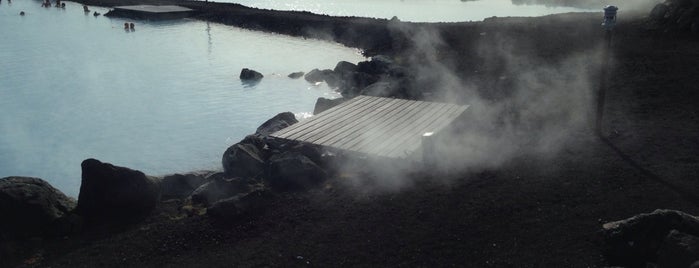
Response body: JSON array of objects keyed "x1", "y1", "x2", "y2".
[{"x1": 334, "y1": 20, "x2": 605, "y2": 193}]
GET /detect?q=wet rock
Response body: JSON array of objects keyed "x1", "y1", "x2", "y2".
[
  {"x1": 287, "y1": 142, "x2": 325, "y2": 166},
  {"x1": 304, "y1": 68, "x2": 326, "y2": 83},
  {"x1": 161, "y1": 171, "x2": 215, "y2": 200},
  {"x1": 357, "y1": 55, "x2": 394, "y2": 75},
  {"x1": 0, "y1": 177, "x2": 76, "y2": 238},
  {"x1": 313, "y1": 97, "x2": 347, "y2": 115},
  {"x1": 602, "y1": 209, "x2": 699, "y2": 267},
  {"x1": 222, "y1": 138, "x2": 266, "y2": 179},
  {"x1": 189, "y1": 176, "x2": 259, "y2": 207},
  {"x1": 648, "y1": 0, "x2": 699, "y2": 33},
  {"x1": 75, "y1": 159, "x2": 161, "y2": 224},
  {"x1": 334, "y1": 61, "x2": 358, "y2": 75},
  {"x1": 360, "y1": 81, "x2": 401, "y2": 97},
  {"x1": 240, "y1": 68, "x2": 264, "y2": 81},
  {"x1": 304, "y1": 68, "x2": 337, "y2": 85},
  {"x1": 650, "y1": 3, "x2": 670, "y2": 21},
  {"x1": 323, "y1": 70, "x2": 341, "y2": 88},
  {"x1": 207, "y1": 187, "x2": 273, "y2": 221},
  {"x1": 255, "y1": 112, "x2": 298, "y2": 137},
  {"x1": 267, "y1": 151, "x2": 327, "y2": 191},
  {"x1": 288, "y1": 71, "x2": 305, "y2": 79},
  {"x1": 341, "y1": 72, "x2": 381, "y2": 98},
  {"x1": 657, "y1": 230, "x2": 699, "y2": 268}
]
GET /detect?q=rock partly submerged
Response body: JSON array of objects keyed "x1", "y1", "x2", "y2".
[
  {"x1": 302, "y1": 56, "x2": 420, "y2": 99},
  {"x1": 240, "y1": 68, "x2": 264, "y2": 81},
  {"x1": 254, "y1": 112, "x2": 299, "y2": 138},
  {"x1": 288, "y1": 71, "x2": 305, "y2": 79}
]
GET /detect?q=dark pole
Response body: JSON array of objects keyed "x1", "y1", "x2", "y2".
[
  {"x1": 596, "y1": 6, "x2": 617, "y2": 136},
  {"x1": 596, "y1": 29, "x2": 612, "y2": 135}
]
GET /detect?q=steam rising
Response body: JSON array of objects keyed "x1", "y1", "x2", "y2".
[{"x1": 336, "y1": 19, "x2": 605, "y2": 193}]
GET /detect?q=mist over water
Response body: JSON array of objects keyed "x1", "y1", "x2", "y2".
[
  {"x1": 0, "y1": 0, "x2": 647, "y2": 197},
  {"x1": 0, "y1": 0, "x2": 365, "y2": 197}
]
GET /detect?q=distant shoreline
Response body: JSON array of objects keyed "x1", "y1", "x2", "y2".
[{"x1": 73, "y1": 0, "x2": 409, "y2": 56}]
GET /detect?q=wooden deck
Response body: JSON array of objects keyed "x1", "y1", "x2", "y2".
[
  {"x1": 271, "y1": 96, "x2": 469, "y2": 159},
  {"x1": 106, "y1": 5, "x2": 194, "y2": 20}
]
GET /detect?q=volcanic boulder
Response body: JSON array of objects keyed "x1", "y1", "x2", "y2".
[
  {"x1": 222, "y1": 138, "x2": 266, "y2": 179},
  {"x1": 267, "y1": 151, "x2": 327, "y2": 191},
  {"x1": 303, "y1": 69, "x2": 339, "y2": 87},
  {"x1": 341, "y1": 71, "x2": 381, "y2": 98},
  {"x1": 334, "y1": 61, "x2": 358, "y2": 74},
  {"x1": 357, "y1": 55, "x2": 394, "y2": 75},
  {"x1": 649, "y1": 0, "x2": 699, "y2": 33},
  {"x1": 313, "y1": 97, "x2": 347, "y2": 115},
  {"x1": 288, "y1": 71, "x2": 305, "y2": 79},
  {"x1": 304, "y1": 68, "x2": 328, "y2": 83},
  {"x1": 255, "y1": 112, "x2": 298, "y2": 137},
  {"x1": 0, "y1": 177, "x2": 76, "y2": 238},
  {"x1": 207, "y1": 187, "x2": 273, "y2": 221},
  {"x1": 240, "y1": 68, "x2": 264, "y2": 81},
  {"x1": 602, "y1": 209, "x2": 699, "y2": 267},
  {"x1": 656, "y1": 229, "x2": 699, "y2": 268},
  {"x1": 161, "y1": 171, "x2": 215, "y2": 200},
  {"x1": 75, "y1": 159, "x2": 161, "y2": 224},
  {"x1": 223, "y1": 113, "x2": 298, "y2": 179},
  {"x1": 360, "y1": 81, "x2": 401, "y2": 97},
  {"x1": 189, "y1": 176, "x2": 261, "y2": 207}
]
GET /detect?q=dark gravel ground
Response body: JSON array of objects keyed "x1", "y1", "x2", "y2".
[{"x1": 5, "y1": 1, "x2": 699, "y2": 267}]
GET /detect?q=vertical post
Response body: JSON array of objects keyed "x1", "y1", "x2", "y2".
[
  {"x1": 596, "y1": 6, "x2": 618, "y2": 136},
  {"x1": 422, "y1": 132, "x2": 435, "y2": 169}
]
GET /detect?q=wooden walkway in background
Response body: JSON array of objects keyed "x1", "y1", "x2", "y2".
[{"x1": 271, "y1": 96, "x2": 469, "y2": 159}]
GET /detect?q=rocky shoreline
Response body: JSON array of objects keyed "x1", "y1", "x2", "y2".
[{"x1": 3, "y1": 0, "x2": 699, "y2": 266}]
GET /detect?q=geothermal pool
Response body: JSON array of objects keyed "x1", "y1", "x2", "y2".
[{"x1": 0, "y1": 0, "x2": 365, "y2": 197}]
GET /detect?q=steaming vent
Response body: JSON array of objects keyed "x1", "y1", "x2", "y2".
[{"x1": 270, "y1": 96, "x2": 468, "y2": 162}]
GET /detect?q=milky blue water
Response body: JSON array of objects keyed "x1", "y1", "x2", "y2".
[
  {"x1": 0, "y1": 0, "x2": 366, "y2": 197},
  {"x1": 221, "y1": 0, "x2": 592, "y2": 22}
]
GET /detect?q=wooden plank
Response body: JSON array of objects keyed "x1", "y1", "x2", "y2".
[
  {"x1": 325, "y1": 99, "x2": 417, "y2": 150},
  {"x1": 387, "y1": 106, "x2": 462, "y2": 158},
  {"x1": 332, "y1": 99, "x2": 425, "y2": 150},
  {"x1": 272, "y1": 96, "x2": 367, "y2": 138},
  {"x1": 307, "y1": 98, "x2": 408, "y2": 145},
  {"x1": 314, "y1": 99, "x2": 415, "y2": 147},
  {"x1": 275, "y1": 96, "x2": 379, "y2": 140},
  {"x1": 293, "y1": 97, "x2": 393, "y2": 142},
  {"x1": 269, "y1": 96, "x2": 469, "y2": 160},
  {"x1": 366, "y1": 102, "x2": 451, "y2": 157},
  {"x1": 339, "y1": 100, "x2": 428, "y2": 153},
  {"x1": 381, "y1": 104, "x2": 467, "y2": 158}
]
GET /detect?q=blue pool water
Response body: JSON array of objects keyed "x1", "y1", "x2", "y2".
[{"x1": 0, "y1": 0, "x2": 365, "y2": 196}]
